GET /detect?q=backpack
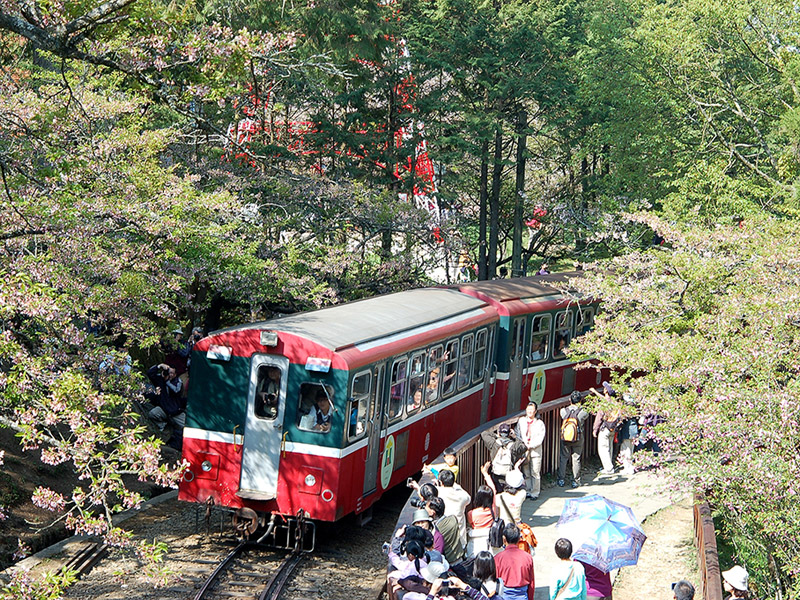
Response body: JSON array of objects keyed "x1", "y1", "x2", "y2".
[
  {"x1": 492, "y1": 441, "x2": 513, "y2": 475},
  {"x1": 488, "y1": 510, "x2": 505, "y2": 548},
  {"x1": 516, "y1": 522, "x2": 538, "y2": 555},
  {"x1": 560, "y1": 408, "x2": 580, "y2": 443}
]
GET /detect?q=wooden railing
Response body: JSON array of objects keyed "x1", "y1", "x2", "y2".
[
  {"x1": 693, "y1": 496, "x2": 724, "y2": 600},
  {"x1": 390, "y1": 397, "x2": 599, "y2": 559}
]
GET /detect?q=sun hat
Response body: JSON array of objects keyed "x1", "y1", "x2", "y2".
[
  {"x1": 722, "y1": 565, "x2": 749, "y2": 591},
  {"x1": 424, "y1": 550, "x2": 448, "y2": 567},
  {"x1": 421, "y1": 558, "x2": 450, "y2": 583},
  {"x1": 505, "y1": 469, "x2": 525, "y2": 489},
  {"x1": 412, "y1": 508, "x2": 433, "y2": 524}
]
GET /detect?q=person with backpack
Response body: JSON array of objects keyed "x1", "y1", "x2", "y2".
[
  {"x1": 481, "y1": 423, "x2": 527, "y2": 491},
  {"x1": 558, "y1": 391, "x2": 590, "y2": 488}
]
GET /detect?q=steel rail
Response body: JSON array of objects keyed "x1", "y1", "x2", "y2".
[
  {"x1": 193, "y1": 541, "x2": 250, "y2": 600},
  {"x1": 258, "y1": 550, "x2": 304, "y2": 600},
  {"x1": 59, "y1": 541, "x2": 108, "y2": 580}
]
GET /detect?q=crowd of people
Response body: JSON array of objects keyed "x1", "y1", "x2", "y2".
[
  {"x1": 141, "y1": 326, "x2": 203, "y2": 449},
  {"x1": 386, "y1": 387, "x2": 752, "y2": 600}
]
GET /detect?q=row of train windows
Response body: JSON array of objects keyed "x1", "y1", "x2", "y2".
[
  {"x1": 510, "y1": 308, "x2": 595, "y2": 364},
  {"x1": 250, "y1": 308, "x2": 594, "y2": 439},
  {"x1": 347, "y1": 327, "x2": 494, "y2": 442}
]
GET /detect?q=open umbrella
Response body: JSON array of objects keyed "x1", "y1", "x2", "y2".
[{"x1": 556, "y1": 494, "x2": 646, "y2": 573}]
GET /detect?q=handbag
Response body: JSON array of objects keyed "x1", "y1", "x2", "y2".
[{"x1": 553, "y1": 563, "x2": 577, "y2": 600}]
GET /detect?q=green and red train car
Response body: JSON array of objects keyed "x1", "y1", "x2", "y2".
[{"x1": 178, "y1": 275, "x2": 601, "y2": 526}]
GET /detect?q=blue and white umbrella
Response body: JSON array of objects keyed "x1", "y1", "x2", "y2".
[{"x1": 556, "y1": 494, "x2": 647, "y2": 573}]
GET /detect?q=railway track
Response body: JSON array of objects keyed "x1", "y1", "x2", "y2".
[
  {"x1": 59, "y1": 490, "x2": 406, "y2": 600},
  {"x1": 193, "y1": 542, "x2": 304, "y2": 600}
]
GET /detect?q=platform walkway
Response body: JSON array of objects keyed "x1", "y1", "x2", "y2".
[{"x1": 519, "y1": 469, "x2": 674, "y2": 600}]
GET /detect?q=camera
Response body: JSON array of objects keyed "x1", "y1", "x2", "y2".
[
  {"x1": 406, "y1": 477, "x2": 415, "y2": 488},
  {"x1": 440, "y1": 579, "x2": 450, "y2": 595},
  {"x1": 409, "y1": 496, "x2": 425, "y2": 508}
]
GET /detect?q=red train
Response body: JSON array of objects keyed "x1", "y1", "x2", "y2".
[{"x1": 178, "y1": 275, "x2": 601, "y2": 536}]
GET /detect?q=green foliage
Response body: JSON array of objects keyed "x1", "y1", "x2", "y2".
[{"x1": 569, "y1": 215, "x2": 800, "y2": 597}]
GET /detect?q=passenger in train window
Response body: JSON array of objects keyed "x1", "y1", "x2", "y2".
[
  {"x1": 408, "y1": 387, "x2": 423, "y2": 412},
  {"x1": 554, "y1": 334, "x2": 570, "y2": 357},
  {"x1": 299, "y1": 388, "x2": 332, "y2": 432},
  {"x1": 530, "y1": 338, "x2": 546, "y2": 361},
  {"x1": 425, "y1": 368, "x2": 440, "y2": 405}
]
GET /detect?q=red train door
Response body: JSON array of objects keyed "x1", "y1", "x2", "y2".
[{"x1": 363, "y1": 362, "x2": 386, "y2": 496}]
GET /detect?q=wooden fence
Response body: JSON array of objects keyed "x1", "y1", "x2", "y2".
[{"x1": 693, "y1": 496, "x2": 724, "y2": 600}]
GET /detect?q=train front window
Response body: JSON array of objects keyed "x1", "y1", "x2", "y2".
[
  {"x1": 553, "y1": 311, "x2": 574, "y2": 358},
  {"x1": 389, "y1": 359, "x2": 407, "y2": 422},
  {"x1": 442, "y1": 340, "x2": 458, "y2": 398},
  {"x1": 254, "y1": 365, "x2": 281, "y2": 420},
  {"x1": 347, "y1": 371, "x2": 371, "y2": 441},
  {"x1": 297, "y1": 382, "x2": 335, "y2": 433},
  {"x1": 530, "y1": 315, "x2": 551, "y2": 364},
  {"x1": 457, "y1": 334, "x2": 473, "y2": 390},
  {"x1": 473, "y1": 329, "x2": 488, "y2": 383}
]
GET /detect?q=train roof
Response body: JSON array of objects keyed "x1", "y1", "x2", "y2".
[
  {"x1": 453, "y1": 272, "x2": 579, "y2": 301},
  {"x1": 211, "y1": 288, "x2": 489, "y2": 351}
]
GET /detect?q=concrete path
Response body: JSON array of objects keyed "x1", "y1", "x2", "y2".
[{"x1": 519, "y1": 469, "x2": 674, "y2": 600}]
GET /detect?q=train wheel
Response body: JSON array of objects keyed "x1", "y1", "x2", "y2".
[{"x1": 232, "y1": 507, "x2": 259, "y2": 539}]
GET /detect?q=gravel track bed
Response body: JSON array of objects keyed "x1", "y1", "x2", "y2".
[{"x1": 62, "y1": 486, "x2": 406, "y2": 600}]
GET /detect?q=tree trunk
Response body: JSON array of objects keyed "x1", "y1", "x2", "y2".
[
  {"x1": 478, "y1": 137, "x2": 489, "y2": 281},
  {"x1": 489, "y1": 122, "x2": 503, "y2": 279},
  {"x1": 512, "y1": 107, "x2": 527, "y2": 278}
]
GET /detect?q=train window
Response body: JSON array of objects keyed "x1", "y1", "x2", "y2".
[
  {"x1": 553, "y1": 311, "x2": 574, "y2": 359},
  {"x1": 510, "y1": 318, "x2": 525, "y2": 361},
  {"x1": 407, "y1": 353, "x2": 424, "y2": 415},
  {"x1": 457, "y1": 334, "x2": 474, "y2": 390},
  {"x1": 441, "y1": 340, "x2": 459, "y2": 398},
  {"x1": 346, "y1": 372, "x2": 371, "y2": 440},
  {"x1": 424, "y1": 345, "x2": 444, "y2": 407},
  {"x1": 389, "y1": 359, "x2": 407, "y2": 422},
  {"x1": 297, "y1": 382, "x2": 335, "y2": 433},
  {"x1": 254, "y1": 365, "x2": 281, "y2": 420},
  {"x1": 578, "y1": 307, "x2": 594, "y2": 336},
  {"x1": 530, "y1": 315, "x2": 551, "y2": 364},
  {"x1": 473, "y1": 329, "x2": 488, "y2": 383}
]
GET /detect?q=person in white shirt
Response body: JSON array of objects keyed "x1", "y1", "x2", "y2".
[
  {"x1": 517, "y1": 402, "x2": 546, "y2": 500},
  {"x1": 436, "y1": 469, "x2": 471, "y2": 547}
]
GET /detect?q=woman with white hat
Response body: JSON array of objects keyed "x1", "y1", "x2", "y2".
[
  {"x1": 722, "y1": 565, "x2": 749, "y2": 599},
  {"x1": 480, "y1": 460, "x2": 527, "y2": 525}
]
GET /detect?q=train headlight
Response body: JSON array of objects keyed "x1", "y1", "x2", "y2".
[
  {"x1": 201, "y1": 460, "x2": 213, "y2": 472},
  {"x1": 304, "y1": 474, "x2": 317, "y2": 487}
]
